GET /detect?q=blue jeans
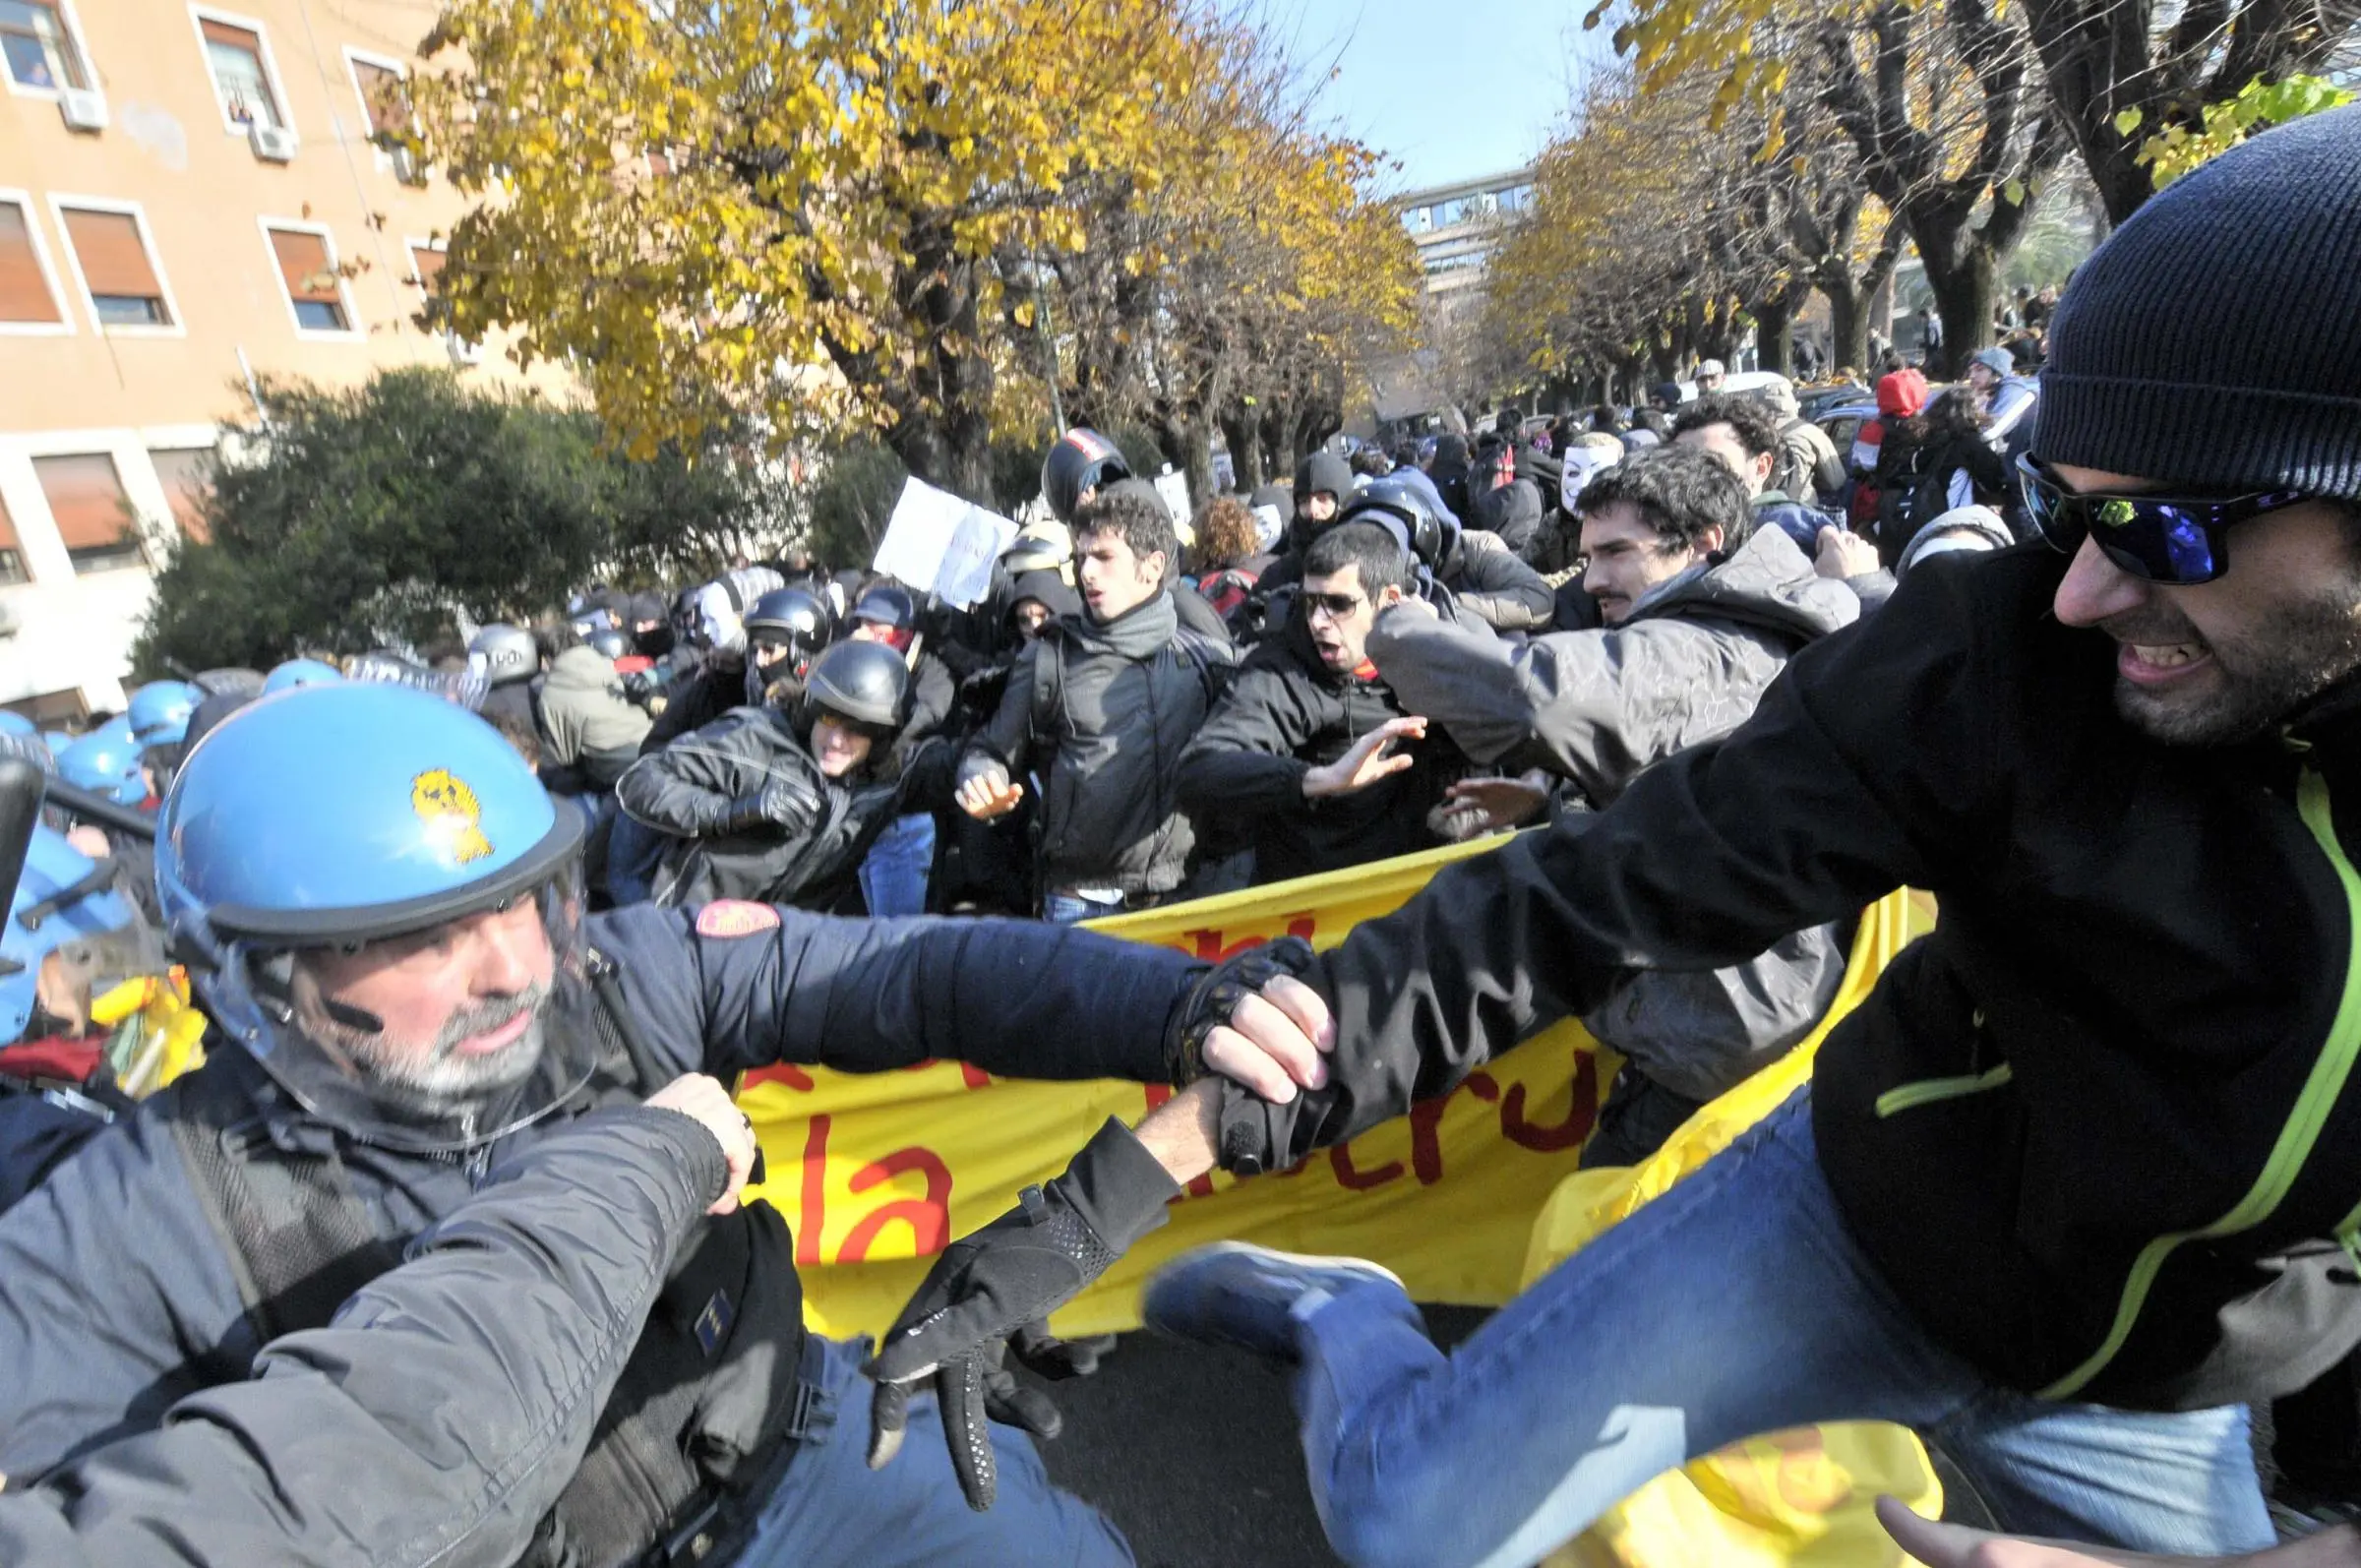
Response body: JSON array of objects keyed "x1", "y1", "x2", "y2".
[
  {"x1": 736, "y1": 1335, "x2": 1132, "y2": 1567},
  {"x1": 858, "y1": 813, "x2": 937, "y2": 918},
  {"x1": 604, "y1": 812, "x2": 668, "y2": 907},
  {"x1": 1043, "y1": 888, "x2": 1128, "y2": 926},
  {"x1": 1287, "y1": 1092, "x2": 2273, "y2": 1568}
]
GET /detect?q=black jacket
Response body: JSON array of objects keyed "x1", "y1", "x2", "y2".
[
  {"x1": 640, "y1": 656, "x2": 748, "y2": 755},
  {"x1": 0, "y1": 902, "x2": 1198, "y2": 1486},
  {"x1": 1179, "y1": 619, "x2": 1455, "y2": 885},
  {"x1": 960, "y1": 592, "x2": 1232, "y2": 897},
  {"x1": 1220, "y1": 546, "x2": 2361, "y2": 1411},
  {"x1": 0, "y1": 1108, "x2": 720, "y2": 1568},
  {"x1": 617, "y1": 705, "x2": 917, "y2": 911}
]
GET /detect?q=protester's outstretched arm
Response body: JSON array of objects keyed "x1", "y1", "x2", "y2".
[
  {"x1": 0, "y1": 1086, "x2": 754, "y2": 1568},
  {"x1": 1215, "y1": 553, "x2": 2000, "y2": 1175}
]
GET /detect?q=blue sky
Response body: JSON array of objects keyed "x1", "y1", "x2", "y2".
[{"x1": 1278, "y1": 0, "x2": 1597, "y2": 194}]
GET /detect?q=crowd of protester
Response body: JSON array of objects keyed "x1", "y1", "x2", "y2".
[{"x1": 0, "y1": 104, "x2": 2355, "y2": 1568}]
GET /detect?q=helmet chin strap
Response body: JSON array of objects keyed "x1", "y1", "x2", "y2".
[{"x1": 322, "y1": 996, "x2": 388, "y2": 1035}]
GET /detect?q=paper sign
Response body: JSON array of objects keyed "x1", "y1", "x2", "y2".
[
  {"x1": 871, "y1": 478, "x2": 1018, "y2": 609},
  {"x1": 1152, "y1": 468, "x2": 1191, "y2": 526}
]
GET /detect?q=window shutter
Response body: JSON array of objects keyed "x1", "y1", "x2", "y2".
[
  {"x1": 0, "y1": 203, "x2": 59, "y2": 324},
  {"x1": 200, "y1": 16, "x2": 257, "y2": 49},
  {"x1": 269, "y1": 228, "x2": 338, "y2": 304},
  {"x1": 30, "y1": 453, "x2": 133, "y2": 550},
  {"x1": 148, "y1": 448, "x2": 213, "y2": 543},
  {"x1": 60, "y1": 209, "x2": 161, "y2": 301},
  {"x1": 409, "y1": 243, "x2": 446, "y2": 292},
  {"x1": 353, "y1": 60, "x2": 408, "y2": 137}
]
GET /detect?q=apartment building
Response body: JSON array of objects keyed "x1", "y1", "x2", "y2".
[{"x1": 0, "y1": 0, "x2": 527, "y2": 718}]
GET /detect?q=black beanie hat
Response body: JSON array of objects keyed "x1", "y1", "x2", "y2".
[{"x1": 2038, "y1": 105, "x2": 2361, "y2": 500}]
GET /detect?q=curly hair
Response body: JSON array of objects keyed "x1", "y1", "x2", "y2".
[
  {"x1": 1669, "y1": 393, "x2": 1786, "y2": 460},
  {"x1": 1193, "y1": 496, "x2": 1262, "y2": 572},
  {"x1": 1574, "y1": 447, "x2": 1754, "y2": 554}
]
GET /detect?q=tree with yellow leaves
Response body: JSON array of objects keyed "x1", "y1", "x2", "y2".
[{"x1": 413, "y1": 0, "x2": 1212, "y2": 502}]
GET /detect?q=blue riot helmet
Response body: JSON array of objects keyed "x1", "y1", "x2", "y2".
[
  {"x1": 127, "y1": 681, "x2": 200, "y2": 749},
  {"x1": 59, "y1": 724, "x2": 149, "y2": 807},
  {"x1": 0, "y1": 825, "x2": 140, "y2": 1045},
  {"x1": 264, "y1": 658, "x2": 343, "y2": 694},
  {"x1": 156, "y1": 684, "x2": 594, "y2": 1152},
  {"x1": 0, "y1": 712, "x2": 34, "y2": 740},
  {"x1": 41, "y1": 731, "x2": 69, "y2": 757}
]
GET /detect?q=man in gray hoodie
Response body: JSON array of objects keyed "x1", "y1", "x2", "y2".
[{"x1": 1370, "y1": 447, "x2": 1860, "y2": 1162}]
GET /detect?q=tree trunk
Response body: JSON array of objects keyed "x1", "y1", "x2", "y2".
[
  {"x1": 1825, "y1": 283, "x2": 1872, "y2": 377},
  {"x1": 1219, "y1": 409, "x2": 1263, "y2": 490},
  {"x1": 1753, "y1": 296, "x2": 1795, "y2": 377}
]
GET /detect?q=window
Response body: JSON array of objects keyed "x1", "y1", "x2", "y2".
[
  {"x1": 147, "y1": 447, "x2": 213, "y2": 543},
  {"x1": 53, "y1": 200, "x2": 175, "y2": 331},
  {"x1": 0, "y1": 491, "x2": 30, "y2": 586},
  {"x1": 0, "y1": 195, "x2": 68, "y2": 330},
  {"x1": 30, "y1": 452, "x2": 146, "y2": 573},
  {"x1": 407, "y1": 239, "x2": 445, "y2": 293},
  {"x1": 347, "y1": 53, "x2": 410, "y2": 139},
  {"x1": 1, "y1": 0, "x2": 88, "y2": 91},
  {"x1": 1401, "y1": 206, "x2": 1432, "y2": 235},
  {"x1": 195, "y1": 12, "x2": 283, "y2": 132},
  {"x1": 264, "y1": 222, "x2": 355, "y2": 335}
]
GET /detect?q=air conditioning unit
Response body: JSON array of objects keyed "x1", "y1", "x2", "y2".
[
  {"x1": 57, "y1": 88, "x2": 108, "y2": 132},
  {"x1": 389, "y1": 144, "x2": 427, "y2": 186},
  {"x1": 247, "y1": 123, "x2": 299, "y2": 162}
]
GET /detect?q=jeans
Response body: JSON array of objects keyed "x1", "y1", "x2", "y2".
[
  {"x1": 1285, "y1": 1092, "x2": 2273, "y2": 1568},
  {"x1": 1043, "y1": 888, "x2": 1129, "y2": 926},
  {"x1": 857, "y1": 813, "x2": 937, "y2": 918},
  {"x1": 604, "y1": 812, "x2": 668, "y2": 907},
  {"x1": 735, "y1": 1335, "x2": 1132, "y2": 1568}
]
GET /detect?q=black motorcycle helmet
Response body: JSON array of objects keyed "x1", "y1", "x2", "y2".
[
  {"x1": 747, "y1": 586, "x2": 833, "y2": 651},
  {"x1": 1039, "y1": 429, "x2": 1131, "y2": 525},
  {"x1": 1338, "y1": 478, "x2": 1447, "y2": 571},
  {"x1": 582, "y1": 628, "x2": 633, "y2": 661},
  {"x1": 804, "y1": 639, "x2": 908, "y2": 730},
  {"x1": 850, "y1": 582, "x2": 918, "y2": 634}
]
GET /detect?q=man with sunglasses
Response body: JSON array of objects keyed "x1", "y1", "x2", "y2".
[
  {"x1": 1178, "y1": 515, "x2": 1471, "y2": 887},
  {"x1": 876, "y1": 109, "x2": 2361, "y2": 1559}
]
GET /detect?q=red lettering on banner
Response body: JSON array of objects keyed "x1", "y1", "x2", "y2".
[
  {"x1": 1181, "y1": 914, "x2": 1318, "y2": 963},
  {"x1": 796, "y1": 1115, "x2": 831, "y2": 1266},
  {"x1": 1500, "y1": 1053, "x2": 1597, "y2": 1151},
  {"x1": 1329, "y1": 1142, "x2": 1404, "y2": 1190},
  {"x1": 839, "y1": 1146, "x2": 953, "y2": 1262},
  {"x1": 743, "y1": 1062, "x2": 816, "y2": 1092}
]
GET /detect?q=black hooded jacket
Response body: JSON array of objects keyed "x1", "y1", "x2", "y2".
[
  {"x1": 1221, "y1": 545, "x2": 2361, "y2": 1412},
  {"x1": 1178, "y1": 613, "x2": 1461, "y2": 885}
]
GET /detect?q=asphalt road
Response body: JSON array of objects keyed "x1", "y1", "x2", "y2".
[{"x1": 1040, "y1": 1306, "x2": 2005, "y2": 1568}]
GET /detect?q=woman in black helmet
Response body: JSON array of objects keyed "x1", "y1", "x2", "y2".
[{"x1": 616, "y1": 639, "x2": 937, "y2": 913}]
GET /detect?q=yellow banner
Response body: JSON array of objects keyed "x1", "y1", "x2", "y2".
[
  {"x1": 738, "y1": 837, "x2": 1946, "y2": 1564},
  {"x1": 740, "y1": 837, "x2": 1613, "y2": 1339}
]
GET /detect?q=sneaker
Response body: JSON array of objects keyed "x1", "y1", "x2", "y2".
[{"x1": 1142, "y1": 1241, "x2": 1409, "y2": 1361}]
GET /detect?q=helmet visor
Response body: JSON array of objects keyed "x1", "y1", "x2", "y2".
[{"x1": 195, "y1": 866, "x2": 605, "y2": 1153}]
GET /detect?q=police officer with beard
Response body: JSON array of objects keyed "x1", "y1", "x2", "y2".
[{"x1": 0, "y1": 682, "x2": 1330, "y2": 1567}]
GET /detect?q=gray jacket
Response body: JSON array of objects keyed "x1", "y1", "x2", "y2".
[
  {"x1": 0, "y1": 1107, "x2": 719, "y2": 1568},
  {"x1": 1370, "y1": 526, "x2": 1861, "y2": 1103},
  {"x1": 539, "y1": 645, "x2": 654, "y2": 787}
]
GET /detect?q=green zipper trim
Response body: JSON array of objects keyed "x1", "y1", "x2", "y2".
[
  {"x1": 1875, "y1": 1062, "x2": 2014, "y2": 1118},
  {"x1": 2040, "y1": 770, "x2": 2361, "y2": 1400}
]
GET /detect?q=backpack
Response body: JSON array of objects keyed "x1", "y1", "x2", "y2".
[
  {"x1": 1873, "y1": 440, "x2": 1956, "y2": 557},
  {"x1": 1196, "y1": 567, "x2": 1260, "y2": 626}
]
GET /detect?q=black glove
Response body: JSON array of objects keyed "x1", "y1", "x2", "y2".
[
  {"x1": 720, "y1": 771, "x2": 818, "y2": 835},
  {"x1": 864, "y1": 1117, "x2": 1178, "y2": 1509},
  {"x1": 1163, "y1": 934, "x2": 1320, "y2": 1086}
]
